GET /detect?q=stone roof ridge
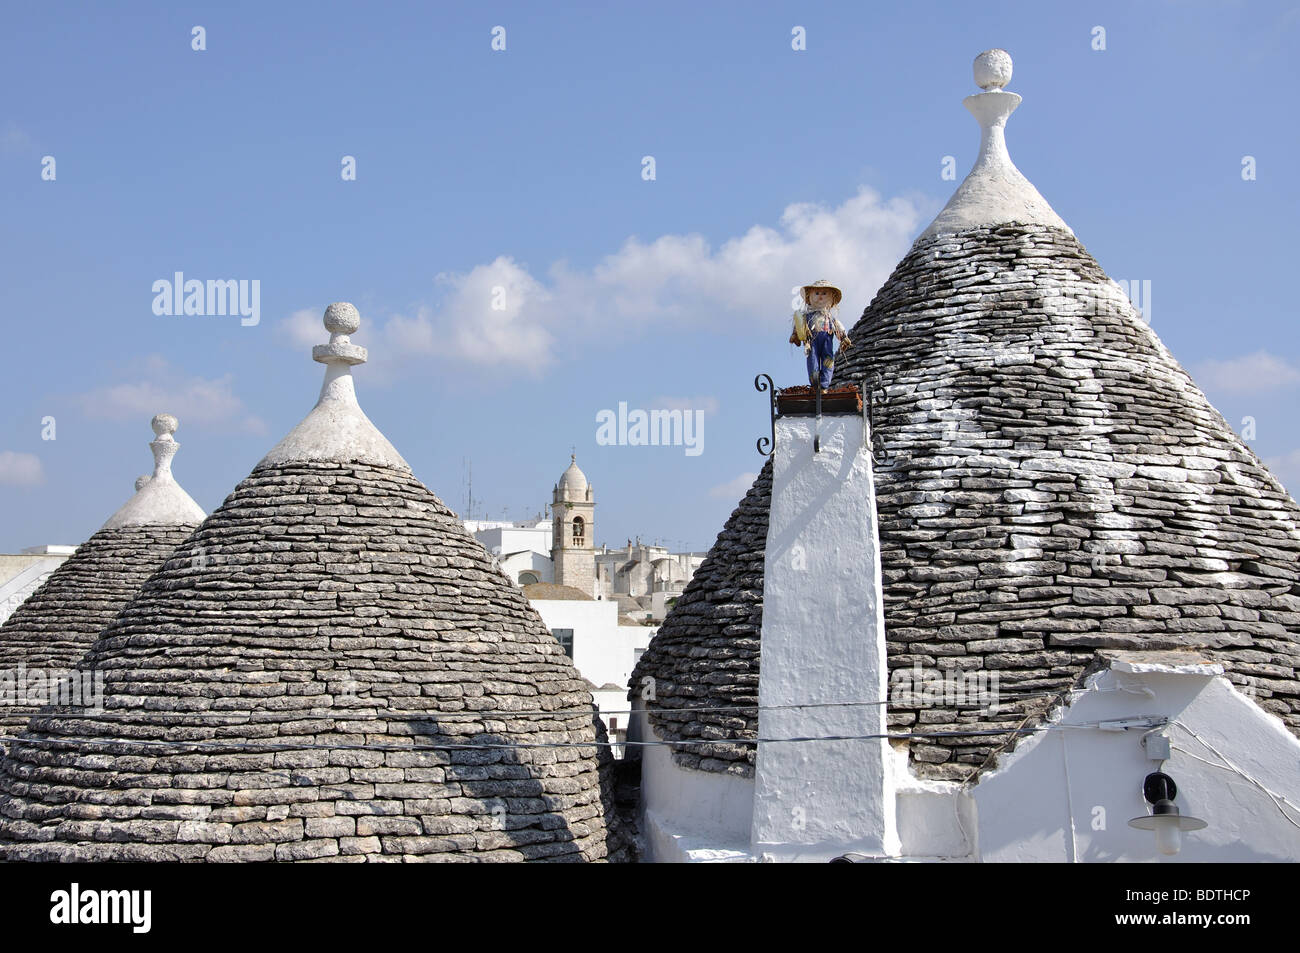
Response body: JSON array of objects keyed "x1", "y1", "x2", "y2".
[
  {"x1": 99, "y1": 414, "x2": 206, "y2": 530},
  {"x1": 918, "y1": 49, "x2": 1072, "y2": 242},
  {"x1": 257, "y1": 302, "x2": 410, "y2": 472}
]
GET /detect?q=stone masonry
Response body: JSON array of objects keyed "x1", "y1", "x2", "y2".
[
  {"x1": 0, "y1": 462, "x2": 626, "y2": 861},
  {"x1": 633, "y1": 224, "x2": 1300, "y2": 781}
]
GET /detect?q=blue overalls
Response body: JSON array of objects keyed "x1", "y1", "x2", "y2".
[{"x1": 804, "y1": 309, "x2": 839, "y2": 390}]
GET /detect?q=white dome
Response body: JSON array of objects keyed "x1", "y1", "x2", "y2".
[{"x1": 558, "y1": 454, "x2": 588, "y2": 493}]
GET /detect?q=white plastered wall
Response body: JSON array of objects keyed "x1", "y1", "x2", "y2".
[
  {"x1": 972, "y1": 659, "x2": 1300, "y2": 862},
  {"x1": 751, "y1": 413, "x2": 898, "y2": 861},
  {"x1": 628, "y1": 709, "x2": 755, "y2": 863}
]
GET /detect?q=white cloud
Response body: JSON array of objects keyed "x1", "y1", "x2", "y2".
[
  {"x1": 436, "y1": 258, "x2": 555, "y2": 364},
  {"x1": 361, "y1": 186, "x2": 925, "y2": 374},
  {"x1": 278, "y1": 307, "x2": 324, "y2": 349},
  {"x1": 384, "y1": 309, "x2": 438, "y2": 354},
  {"x1": 76, "y1": 356, "x2": 267, "y2": 435},
  {"x1": 1264, "y1": 449, "x2": 1300, "y2": 495},
  {"x1": 0, "y1": 451, "x2": 44, "y2": 487},
  {"x1": 1192, "y1": 351, "x2": 1300, "y2": 395},
  {"x1": 709, "y1": 471, "x2": 758, "y2": 499}
]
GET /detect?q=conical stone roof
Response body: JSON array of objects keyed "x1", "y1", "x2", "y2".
[
  {"x1": 632, "y1": 51, "x2": 1300, "y2": 781},
  {"x1": 0, "y1": 304, "x2": 624, "y2": 861},
  {"x1": 0, "y1": 415, "x2": 204, "y2": 744},
  {"x1": 629, "y1": 463, "x2": 769, "y2": 775}
]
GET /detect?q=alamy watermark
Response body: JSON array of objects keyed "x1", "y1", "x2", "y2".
[
  {"x1": 50, "y1": 883, "x2": 151, "y2": 933},
  {"x1": 1038, "y1": 277, "x2": 1153, "y2": 324},
  {"x1": 889, "y1": 661, "x2": 1000, "y2": 713},
  {"x1": 152, "y1": 272, "x2": 260, "y2": 326},
  {"x1": 1, "y1": 590, "x2": 34, "y2": 617},
  {"x1": 0, "y1": 664, "x2": 104, "y2": 713},
  {"x1": 596, "y1": 402, "x2": 704, "y2": 457},
  {"x1": 1059, "y1": 278, "x2": 1151, "y2": 324}
]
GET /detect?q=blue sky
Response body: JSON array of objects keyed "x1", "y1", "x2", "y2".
[{"x1": 2, "y1": 1, "x2": 1298, "y2": 552}]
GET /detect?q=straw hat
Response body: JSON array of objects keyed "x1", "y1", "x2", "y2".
[{"x1": 801, "y1": 279, "x2": 842, "y2": 307}]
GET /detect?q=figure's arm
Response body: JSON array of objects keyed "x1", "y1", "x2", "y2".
[
  {"x1": 790, "y1": 310, "x2": 807, "y2": 345},
  {"x1": 833, "y1": 317, "x2": 852, "y2": 349}
]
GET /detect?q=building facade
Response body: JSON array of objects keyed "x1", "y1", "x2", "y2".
[
  {"x1": 0, "y1": 546, "x2": 75, "y2": 625},
  {"x1": 552, "y1": 455, "x2": 596, "y2": 596},
  {"x1": 464, "y1": 459, "x2": 706, "y2": 619}
]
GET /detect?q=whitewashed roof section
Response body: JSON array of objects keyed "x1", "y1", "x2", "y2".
[
  {"x1": 920, "y1": 49, "x2": 1072, "y2": 241},
  {"x1": 258, "y1": 302, "x2": 410, "y2": 471},
  {"x1": 100, "y1": 414, "x2": 206, "y2": 529}
]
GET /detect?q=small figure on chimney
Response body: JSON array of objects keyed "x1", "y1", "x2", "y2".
[{"x1": 789, "y1": 279, "x2": 851, "y2": 390}]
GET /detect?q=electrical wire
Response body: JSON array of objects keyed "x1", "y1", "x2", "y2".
[
  {"x1": 0, "y1": 688, "x2": 1069, "y2": 723},
  {"x1": 0, "y1": 718, "x2": 1162, "y2": 756},
  {"x1": 1060, "y1": 730, "x2": 1078, "y2": 863},
  {"x1": 1168, "y1": 720, "x2": 1300, "y2": 833}
]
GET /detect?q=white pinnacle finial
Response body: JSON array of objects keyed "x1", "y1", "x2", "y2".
[
  {"x1": 973, "y1": 49, "x2": 1013, "y2": 90},
  {"x1": 149, "y1": 413, "x2": 179, "y2": 480},
  {"x1": 311, "y1": 302, "x2": 367, "y2": 408},
  {"x1": 100, "y1": 414, "x2": 206, "y2": 529},
  {"x1": 152, "y1": 413, "x2": 178, "y2": 438},
  {"x1": 315, "y1": 303, "x2": 367, "y2": 367},
  {"x1": 255, "y1": 301, "x2": 409, "y2": 471},
  {"x1": 917, "y1": 48, "x2": 1072, "y2": 240}
]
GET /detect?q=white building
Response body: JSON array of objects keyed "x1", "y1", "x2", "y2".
[
  {"x1": 465, "y1": 457, "x2": 706, "y2": 619},
  {"x1": 595, "y1": 541, "x2": 706, "y2": 621},
  {"x1": 462, "y1": 457, "x2": 681, "y2": 747},
  {"x1": 464, "y1": 518, "x2": 554, "y2": 585},
  {"x1": 524, "y1": 582, "x2": 656, "y2": 754},
  {"x1": 0, "y1": 545, "x2": 76, "y2": 625}
]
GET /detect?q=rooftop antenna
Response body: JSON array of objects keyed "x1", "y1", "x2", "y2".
[{"x1": 462, "y1": 457, "x2": 476, "y2": 521}]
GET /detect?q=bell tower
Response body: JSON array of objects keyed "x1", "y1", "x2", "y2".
[{"x1": 552, "y1": 454, "x2": 596, "y2": 596}]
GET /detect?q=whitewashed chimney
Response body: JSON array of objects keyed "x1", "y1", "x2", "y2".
[{"x1": 750, "y1": 395, "x2": 899, "y2": 861}]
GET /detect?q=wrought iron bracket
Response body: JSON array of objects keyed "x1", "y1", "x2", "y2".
[
  {"x1": 864, "y1": 373, "x2": 890, "y2": 467},
  {"x1": 755, "y1": 373, "x2": 776, "y2": 457},
  {"x1": 758, "y1": 371, "x2": 888, "y2": 464}
]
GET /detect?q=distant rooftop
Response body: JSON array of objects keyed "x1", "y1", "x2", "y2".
[
  {"x1": 19, "y1": 545, "x2": 76, "y2": 556},
  {"x1": 522, "y1": 582, "x2": 594, "y2": 601}
]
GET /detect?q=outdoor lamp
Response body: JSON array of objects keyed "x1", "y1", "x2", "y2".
[{"x1": 1127, "y1": 771, "x2": 1207, "y2": 856}]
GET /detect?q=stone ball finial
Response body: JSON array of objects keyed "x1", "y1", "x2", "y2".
[
  {"x1": 324, "y1": 302, "x2": 361, "y2": 336},
  {"x1": 973, "y1": 49, "x2": 1013, "y2": 91},
  {"x1": 151, "y1": 413, "x2": 178, "y2": 439},
  {"x1": 313, "y1": 302, "x2": 368, "y2": 367}
]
